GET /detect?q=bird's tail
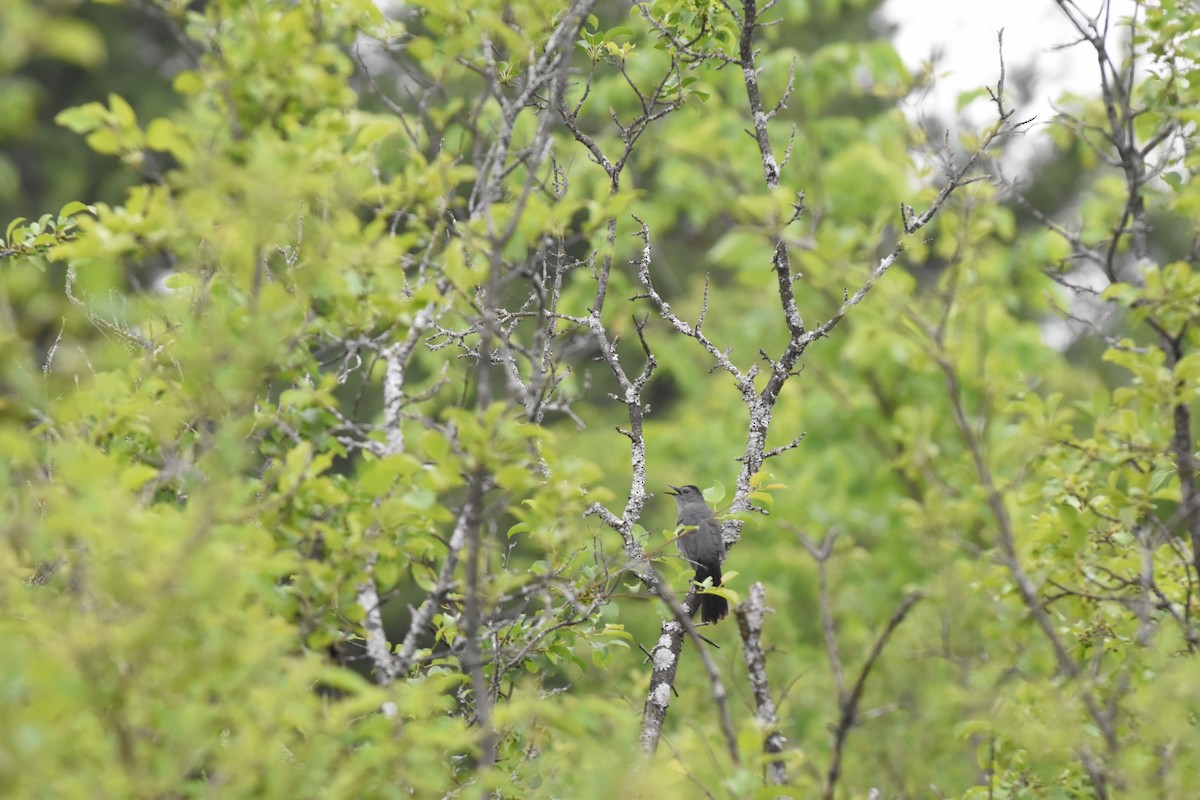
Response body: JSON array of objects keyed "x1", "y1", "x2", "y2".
[{"x1": 693, "y1": 561, "x2": 729, "y2": 624}]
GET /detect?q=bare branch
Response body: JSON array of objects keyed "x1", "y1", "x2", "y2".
[
  {"x1": 355, "y1": 551, "x2": 399, "y2": 690},
  {"x1": 796, "y1": 529, "x2": 844, "y2": 698},
  {"x1": 648, "y1": 571, "x2": 741, "y2": 767},
  {"x1": 394, "y1": 476, "x2": 487, "y2": 674},
  {"x1": 824, "y1": 592, "x2": 923, "y2": 800},
  {"x1": 735, "y1": 582, "x2": 789, "y2": 788}
]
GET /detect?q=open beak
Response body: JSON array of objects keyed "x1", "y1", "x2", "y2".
[{"x1": 665, "y1": 485, "x2": 681, "y2": 496}]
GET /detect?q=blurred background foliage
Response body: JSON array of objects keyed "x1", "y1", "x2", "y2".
[{"x1": 3, "y1": 0, "x2": 1199, "y2": 797}]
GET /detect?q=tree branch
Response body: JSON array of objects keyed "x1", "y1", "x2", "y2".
[
  {"x1": 823, "y1": 591, "x2": 923, "y2": 800},
  {"x1": 735, "y1": 582, "x2": 789, "y2": 788}
]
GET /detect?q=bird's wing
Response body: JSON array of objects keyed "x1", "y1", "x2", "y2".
[{"x1": 701, "y1": 516, "x2": 723, "y2": 559}]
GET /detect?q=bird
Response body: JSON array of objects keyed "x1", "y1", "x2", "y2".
[{"x1": 665, "y1": 484, "x2": 729, "y2": 624}]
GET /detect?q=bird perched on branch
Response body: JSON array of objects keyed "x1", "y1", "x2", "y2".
[{"x1": 666, "y1": 484, "x2": 728, "y2": 624}]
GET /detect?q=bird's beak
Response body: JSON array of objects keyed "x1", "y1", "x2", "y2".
[{"x1": 665, "y1": 485, "x2": 681, "y2": 496}]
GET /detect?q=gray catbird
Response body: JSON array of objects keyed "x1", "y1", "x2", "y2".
[{"x1": 666, "y1": 484, "x2": 728, "y2": 624}]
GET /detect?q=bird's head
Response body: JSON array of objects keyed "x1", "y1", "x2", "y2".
[{"x1": 666, "y1": 484, "x2": 704, "y2": 501}]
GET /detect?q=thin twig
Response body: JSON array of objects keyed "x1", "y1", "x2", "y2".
[{"x1": 823, "y1": 592, "x2": 923, "y2": 800}]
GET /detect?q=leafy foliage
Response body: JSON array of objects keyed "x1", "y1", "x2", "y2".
[{"x1": 3, "y1": 0, "x2": 1200, "y2": 797}]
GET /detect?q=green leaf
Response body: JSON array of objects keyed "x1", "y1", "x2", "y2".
[
  {"x1": 118, "y1": 463, "x2": 158, "y2": 492},
  {"x1": 956, "y1": 87, "x2": 990, "y2": 111},
  {"x1": 56, "y1": 201, "x2": 91, "y2": 224},
  {"x1": 145, "y1": 118, "x2": 188, "y2": 158},
  {"x1": 85, "y1": 128, "x2": 122, "y2": 155},
  {"x1": 55, "y1": 102, "x2": 108, "y2": 134},
  {"x1": 172, "y1": 71, "x2": 204, "y2": 94},
  {"x1": 704, "y1": 585, "x2": 739, "y2": 605},
  {"x1": 107, "y1": 93, "x2": 136, "y2": 128},
  {"x1": 374, "y1": 559, "x2": 399, "y2": 588},
  {"x1": 421, "y1": 429, "x2": 449, "y2": 462}
]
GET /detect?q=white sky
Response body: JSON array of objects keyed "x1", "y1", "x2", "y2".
[
  {"x1": 878, "y1": 0, "x2": 1139, "y2": 351},
  {"x1": 878, "y1": 0, "x2": 1135, "y2": 129}
]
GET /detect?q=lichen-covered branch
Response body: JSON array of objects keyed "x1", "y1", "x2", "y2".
[{"x1": 735, "y1": 582, "x2": 788, "y2": 788}]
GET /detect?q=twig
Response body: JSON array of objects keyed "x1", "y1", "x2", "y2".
[
  {"x1": 823, "y1": 592, "x2": 923, "y2": 800},
  {"x1": 796, "y1": 529, "x2": 844, "y2": 698}
]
